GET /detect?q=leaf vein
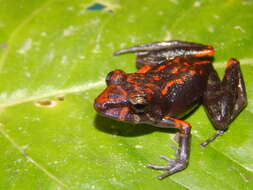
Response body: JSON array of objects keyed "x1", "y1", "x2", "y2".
[
  {"x1": 0, "y1": 80, "x2": 105, "y2": 108},
  {"x1": 0, "y1": 123, "x2": 70, "y2": 189},
  {"x1": 0, "y1": 0, "x2": 54, "y2": 72}
]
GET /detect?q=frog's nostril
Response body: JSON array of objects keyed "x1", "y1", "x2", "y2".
[
  {"x1": 94, "y1": 96, "x2": 116, "y2": 112},
  {"x1": 94, "y1": 101, "x2": 101, "y2": 112},
  {"x1": 94, "y1": 98, "x2": 107, "y2": 112}
]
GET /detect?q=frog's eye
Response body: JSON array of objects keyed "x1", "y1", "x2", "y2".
[
  {"x1": 106, "y1": 70, "x2": 126, "y2": 85},
  {"x1": 129, "y1": 95, "x2": 148, "y2": 113}
]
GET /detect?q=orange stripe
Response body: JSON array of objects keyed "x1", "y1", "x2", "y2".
[
  {"x1": 161, "y1": 81, "x2": 174, "y2": 95},
  {"x1": 116, "y1": 85, "x2": 128, "y2": 97},
  {"x1": 152, "y1": 65, "x2": 167, "y2": 72},
  {"x1": 193, "y1": 60, "x2": 210, "y2": 65},
  {"x1": 163, "y1": 116, "x2": 192, "y2": 129},
  {"x1": 137, "y1": 65, "x2": 152, "y2": 73},
  {"x1": 161, "y1": 79, "x2": 183, "y2": 95},
  {"x1": 195, "y1": 46, "x2": 214, "y2": 57}
]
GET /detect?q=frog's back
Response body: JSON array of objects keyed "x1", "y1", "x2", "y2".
[{"x1": 147, "y1": 57, "x2": 213, "y2": 118}]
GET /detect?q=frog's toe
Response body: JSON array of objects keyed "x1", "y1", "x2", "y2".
[
  {"x1": 146, "y1": 163, "x2": 173, "y2": 170},
  {"x1": 157, "y1": 160, "x2": 187, "y2": 179},
  {"x1": 147, "y1": 158, "x2": 187, "y2": 179},
  {"x1": 160, "y1": 155, "x2": 174, "y2": 162},
  {"x1": 146, "y1": 155, "x2": 176, "y2": 170},
  {"x1": 169, "y1": 144, "x2": 179, "y2": 155}
]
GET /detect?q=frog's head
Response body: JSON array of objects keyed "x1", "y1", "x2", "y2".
[{"x1": 94, "y1": 70, "x2": 156, "y2": 123}]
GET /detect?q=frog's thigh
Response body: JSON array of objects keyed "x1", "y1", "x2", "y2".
[{"x1": 203, "y1": 58, "x2": 247, "y2": 131}]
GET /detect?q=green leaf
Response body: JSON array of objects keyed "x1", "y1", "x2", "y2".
[{"x1": 0, "y1": 0, "x2": 253, "y2": 189}]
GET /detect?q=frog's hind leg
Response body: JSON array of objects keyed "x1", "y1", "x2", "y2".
[
  {"x1": 201, "y1": 58, "x2": 247, "y2": 147},
  {"x1": 113, "y1": 40, "x2": 214, "y2": 68}
]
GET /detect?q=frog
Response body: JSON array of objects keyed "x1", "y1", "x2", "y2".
[{"x1": 94, "y1": 40, "x2": 247, "y2": 179}]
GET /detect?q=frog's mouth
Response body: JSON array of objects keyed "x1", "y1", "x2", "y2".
[
  {"x1": 95, "y1": 105, "x2": 144, "y2": 124},
  {"x1": 99, "y1": 106, "x2": 131, "y2": 121}
]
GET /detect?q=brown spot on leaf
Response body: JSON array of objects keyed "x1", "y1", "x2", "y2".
[
  {"x1": 56, "y1": 95, "x2": 65, "y2": 101},
  {"x1": 34, "y1": 100, "x2": 57, "y2": 108}
]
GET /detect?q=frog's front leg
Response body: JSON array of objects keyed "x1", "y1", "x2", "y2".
[
  {"x1": 146, "y1": 116, "x2": 191, "y2": 179},
  {"x1": 201, "y1": 58, "x2": 247, "y2": 146},
  {"x1": 113, "y1": 40, "x2": 214, "y2": 68}
]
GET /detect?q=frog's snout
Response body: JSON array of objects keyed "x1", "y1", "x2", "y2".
[{"x1": 94, "y1": 85, "x2": 128, "y2": 113}]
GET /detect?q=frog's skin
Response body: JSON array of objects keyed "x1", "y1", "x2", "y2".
[{"x1": 94, "y1": 40, "x2": 247, "y2": 179}]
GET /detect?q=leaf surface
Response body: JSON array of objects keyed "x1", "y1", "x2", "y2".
[{"x1": 0, "y1": 0, "x2": 253, "y2": 189}]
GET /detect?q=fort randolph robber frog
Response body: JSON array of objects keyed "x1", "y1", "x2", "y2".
[{"x1": 94, "y1": 40, "x2": 247, "y2": 179}]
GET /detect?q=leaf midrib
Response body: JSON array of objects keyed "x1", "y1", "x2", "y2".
[{"x1": 0, "y1": 59, "x2": 252, "y2": 109}]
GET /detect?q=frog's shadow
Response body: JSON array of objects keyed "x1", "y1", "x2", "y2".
[
  {"x1": 94, "y1": 103, "x2": 201, "y2": 137},
  {"x1": 94, "y1": 114, "x2": 177, "y2": 137}
]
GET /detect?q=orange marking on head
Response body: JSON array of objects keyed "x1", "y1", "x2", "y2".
[
  {"x1": 95, "y1": 89, "x2": 109, "y2": 105},
  {"x1": 127, "y1": 76, "x2": 141, "y2": 85},
  {"x1": 113, "y1": 70, "x2": 124, "y2": 74},
  {"x1": 153, "y1": 65, "x2": 167, "y2": 72},
  {"x1": 145, "y1": 88, "x2": 154, "y2": 95},
  {"x1": 96, "y1": 85, "x2": 127, "y2": 107},
  {"x1": 137, "y1": 65, "x2": 152, "y2": 73},
  {"x1": 118, "y1": 107, "x2": 129, "y2": 121},
  {"x1": 115, "y1": 85, "x2": 128, "y2": 97},
  {"x1": 110, "y1": 73, "x2": 124, "y2": 81},
  {"x1": 97, "y1": 85, "x2": 127, "y2": 104},
  {"x1": 133, "y1": 85, "x2": 142, "y2": 92}
]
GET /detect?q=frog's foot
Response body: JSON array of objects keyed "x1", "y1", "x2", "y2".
[
  {"x1": 113, "y1": 40, "x2": 214, "y2": 69},
  {"x1": 147, "y1": 156, "x2": 187, "y2": 179},
  {"x1": 200, "y1": 130, "x2": 224, "y2": 147}
]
